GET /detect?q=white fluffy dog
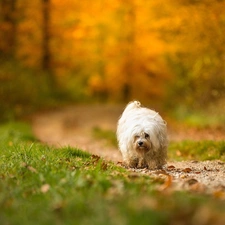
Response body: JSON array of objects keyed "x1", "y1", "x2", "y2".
[{"x1": 117, "y1": 101, "x2": 168, "y2": 169}]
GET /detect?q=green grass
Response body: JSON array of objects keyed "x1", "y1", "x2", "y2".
[
  {"x1": 1, "y1": 122, "x2": 225, "y2": 225},
  {"x1": 170, "y1": 105, "x2": 225, "y2": 128},
  {"x1": 168, "y1": 140, "x2": 225, "y2": 161},
  {"x1": 92, "y1": 126, "x2": 118, "y2": 146}
]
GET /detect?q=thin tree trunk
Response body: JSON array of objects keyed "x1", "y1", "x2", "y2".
[
  {"x1": 42, "y1": 0, "x2": 57, "y2": 91},
  {"x1": 122, "y1": 0, "x2": 135, "y2": 102},
  {"x1": 42, "y1": 0, "x2": 51, "y2": 71},
  {"x1": 0, "y1": 0, "x2": 17, "y2": 57}
]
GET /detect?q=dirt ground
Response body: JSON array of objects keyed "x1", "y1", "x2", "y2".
[{"x1": 32, "y1": 104, "x2": 225, "y2": 195}]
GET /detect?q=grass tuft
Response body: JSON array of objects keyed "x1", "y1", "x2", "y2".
[{"x1": 58, "y1": 146, "x2": 91, "y2": 158}]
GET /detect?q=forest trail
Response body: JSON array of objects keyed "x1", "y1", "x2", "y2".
[{"x1": 32, "y1": 104, "x2": 225, "y2": 194}]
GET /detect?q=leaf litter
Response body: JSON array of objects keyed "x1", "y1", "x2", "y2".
[{"x1": 127, "y1": 160, "x2": 225, "y2": 198}]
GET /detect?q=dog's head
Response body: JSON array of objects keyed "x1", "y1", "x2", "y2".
[{"x1": 133, "y1": 132, "x2": 151, "y2": 156}]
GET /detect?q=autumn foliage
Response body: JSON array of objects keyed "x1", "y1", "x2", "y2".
[{"x1": 0, "y1": 0, "x2": 225, "y2": 108}]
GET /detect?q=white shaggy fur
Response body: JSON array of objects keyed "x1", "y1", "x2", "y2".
[{"x1": 117, "y1": 101, "x2": 168, "y2": 169}]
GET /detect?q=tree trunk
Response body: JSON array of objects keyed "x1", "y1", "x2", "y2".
[
  {"x1": 41, "y1": 0, "x2": 57, "y2": 91},
  {"x1": 42, "y1": 0, "x2": 51, "y2": 71},
  {"x1": 122, "y1": 0, "x2": 135, "y2": 102},
  {"x1": 0, "y1": 0, "x2": 17, "y2": 57}
]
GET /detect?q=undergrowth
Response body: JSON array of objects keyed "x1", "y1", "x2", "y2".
[
  {"x1": 0, "y1": 58, "x2": 67, "y2": 122},
  {"x1": 168, "y1": 140, "x2": 225, "y2": 161},
  {"x1": 169, "y1": 105, "x2": 225, "y2": 128},
  {"x1": 92, "y1": 126, "x2": 117, "y2": 146}
]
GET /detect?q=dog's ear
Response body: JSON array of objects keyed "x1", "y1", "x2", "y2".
[{"x1": 158, "y1": 130, "x2": 168, "y2": 149}]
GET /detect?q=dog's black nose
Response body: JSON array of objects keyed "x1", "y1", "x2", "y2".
[{"x1": 138, "y1": 141, "x2": 143, "y2": 146}]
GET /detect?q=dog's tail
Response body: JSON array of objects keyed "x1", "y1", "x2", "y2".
[{"x1": 124, "y1": 101, "x2": 141, "y2": 112}]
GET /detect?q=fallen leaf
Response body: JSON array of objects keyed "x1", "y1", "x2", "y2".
[
  {"x1": 101, "y1": 161, "x2": 108, "y2": 170},
  {"x1": 158, "y1": 175, "x2": 173, "y2": 191},
  {"x1": 190, "y1": 183, "x2": 206, "y2": 192},
  {"x1": 53, "y1": 201, "x2": 66, "y2": 212},
  {"x1": 154, "y1": 170, "x2": 168, "y2": 175},
  {"x1": 128, "y1": 173, "x2": 140, "y2": 179},
  {"x1": 21, "y1": 162, "x2": 27, "y2": 167},
  {"x1": 186, "y1": 178, "x2": 198, "y2": 186},
  {"x1": 21, "y1": 163, "x2": 38, "y2": 173},
  {"x1": 91, "y1": 155, "x2": 101, "y2": 164},
  {"x1": 167, "y1": 165, "x2": 175, "y2": 170},
  {"x1": 28, "y1": 166, "x2": 38, "y2": 173},
  {"x1": 117, "y1": 161, "x2": 123, "y2": 166},
  {"x1": 92, "y1": 155, "x2": 100, "y2": 160},
  {"x1": 182, "y1": 179, "x2": 204, "y2": 192},
  {"x1": 180, "y1": 174, "x2": 188, "y2": 179},
  {"x1": 182, "y1": 168, "x2": 192, "y2": 173},
  {"x1": 41, "y1": 184, "x2": 50, "y2": 193},
  {"x1": 213, "y1": 190, "x2": 225, "y2": 200}
]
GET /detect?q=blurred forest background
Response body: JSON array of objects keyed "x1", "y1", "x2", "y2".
[{"x1": 0, "y1": 0, "x2": 225, "y2": 122}]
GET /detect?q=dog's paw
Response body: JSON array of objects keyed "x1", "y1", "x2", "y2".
[
  {"x1": 126, "y1": 158, "x2": 139, "y2": 168},
  {"x1": 137, "y1": 158, "x2": 148, "y2": 169}
]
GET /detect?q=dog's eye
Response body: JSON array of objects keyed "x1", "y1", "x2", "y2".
[
  {"x1": 134, "y1": 136, "x2": 139, "y2": 142},
  {"x1": 145, "y1": 133, "x2": 149, "y2": 138}
]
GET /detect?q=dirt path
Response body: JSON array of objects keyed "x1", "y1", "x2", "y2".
[
  {"x1": 32, "y1": 104, "x2": 225, "y2": 195},
  {"x1": 32, "y1": 104, "x2": 123, "y2": 162}
]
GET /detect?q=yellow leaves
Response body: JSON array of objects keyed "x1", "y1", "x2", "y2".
[
  {"x1": 6, "y1": 0, "x2": 224, "y2": 104},
  {"x1": 87, "y1": 74, "x2": 106, "y2": 95},
  {"x1": 72, "y1": 28, "x2": 86, "y2": 39}
]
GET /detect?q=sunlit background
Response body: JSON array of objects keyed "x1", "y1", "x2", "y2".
[{"x1": 1, "y1": 0, "x2": 225, "y2": 123}]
